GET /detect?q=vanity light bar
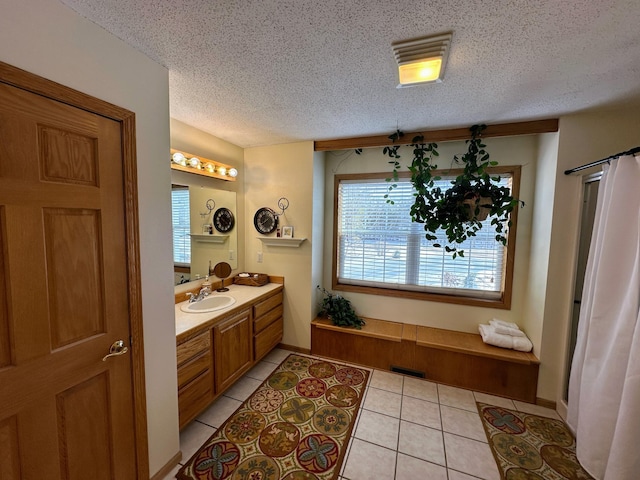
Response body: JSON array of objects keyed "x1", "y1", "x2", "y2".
[{"x1": 170, "y1": 148, "x2": 238, "y2": 182}]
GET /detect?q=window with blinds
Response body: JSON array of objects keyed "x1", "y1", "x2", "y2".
[
  {"x1": 334, "y1": 169, "x2": 519, "y2": 306},
  {"x1": 171, "y1": 187, "x2": 191, "y2": 264}
]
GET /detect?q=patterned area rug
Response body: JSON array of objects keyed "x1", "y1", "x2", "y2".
[
  {"x1": 477, "y1": 402, "x2": 594, "y2": 480},
  {"x1": 178, "y1": 354, "x2": 369, "y2": 480}
]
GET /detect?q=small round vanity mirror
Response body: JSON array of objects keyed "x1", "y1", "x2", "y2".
[{"x1": 213, "y1": 261, "x2": 232, "y2": 292}]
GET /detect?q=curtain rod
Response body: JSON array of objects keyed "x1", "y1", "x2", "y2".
[{"x1": 564, "y1": 146, "x2": 640, "y2": 175}]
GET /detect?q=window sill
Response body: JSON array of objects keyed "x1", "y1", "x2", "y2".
[{"x1": 332, "y1": 281, "x2": 511, "y2": 310}]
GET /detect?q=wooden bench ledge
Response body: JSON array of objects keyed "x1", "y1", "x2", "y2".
[
  {"x1": 312, "y1": 317, "x2": 407, "y2": 343},
  {"x1": 415, "y1": 325, "x2": 539, "y2": 365},
  {"x1": 311, "y1": 316, "x2": 540, "y2": 403},
  {"x1": 312, "y1": 317, "x2": 538, "y2": 365}
]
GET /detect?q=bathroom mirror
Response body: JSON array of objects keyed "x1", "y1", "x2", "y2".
[{"x1": 172, "y1": 184, "x2": 238, "y2": 285}]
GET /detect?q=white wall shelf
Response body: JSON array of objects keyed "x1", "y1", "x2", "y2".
[
  {"x1": 191, "y1": 234, "x2": 229, "y2": 244},
  {"x1": 257, "y1": 237, "x2": 306, "y2": 247}
]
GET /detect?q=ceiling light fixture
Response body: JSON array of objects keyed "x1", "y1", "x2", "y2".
[{"x1": 393, "y1": 32, "x2": 453, "y2": 87}]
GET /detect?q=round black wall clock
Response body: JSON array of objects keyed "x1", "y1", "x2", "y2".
[
  {"x1": 254, "y1": 207, "x2": 279, "y2": 234},
  {"x1": 213, "y1": 207, "x2": 235, "y2": 233}
]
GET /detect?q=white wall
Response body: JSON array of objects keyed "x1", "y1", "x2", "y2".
[
  {"x1": 244, "y1": 142, "x2": 317, "y2": 349},
  {"x1": 322, "y1": 135, "x2": 538, "y2": 338},
  {"x1": 521, "y1": 133, "x2": 558, "y2": 354},
  {"x1": 311, "y1": 151, "x2": 326, "y2": 319},
  {"x1": 539, "y1": 108, "x2": 640, "y2": 403},
  {"x1": 0, "y1": 0, "x2": 178, "y2": 475}
]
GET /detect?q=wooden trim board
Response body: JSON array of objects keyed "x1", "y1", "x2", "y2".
[
  {"x1": 150, "y1": 451, "x2": 181, "y2": 480},
  {"x1": 277, "y1": 343, "x2": 311, "y2": 355},
  {"x1": 314, "y1": 119, "x2": 559, "y2": 151}
]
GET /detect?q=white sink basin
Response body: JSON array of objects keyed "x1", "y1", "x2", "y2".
[{"x1": 180, "y1": 295, "x2": 236, "y2": 313}]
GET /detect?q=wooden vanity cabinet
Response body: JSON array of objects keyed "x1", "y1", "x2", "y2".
[
  {"x1": 214, "y1": 308, "x2": 253, "y2": 393},
  {"x1": 176, "y1": 330, "x2": 213, "y2": 428},
  {"x1": 253, "y1": 291, "x2": 283, "y2": 361},
  {"x1": 176, "y1": 286, "x2": 284, "y2": 429}
]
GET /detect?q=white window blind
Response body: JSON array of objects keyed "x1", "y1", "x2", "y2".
[
  {"x1": 171, "y1": 188, "x2": 191, "y2": 264},
  {"x1": 337, "y1": 175, "x2": 513, "y2": 299}
]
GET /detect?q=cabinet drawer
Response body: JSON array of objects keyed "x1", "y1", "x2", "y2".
[
  {"x1": 177, "y1": 330, "x2": 211, "y2": 366},
  {"x1": 178, "y1": 370, "x2": 213, "y2": 428},
  {"x1": 254, "y1": 317, "x2": 283, "y2": 361},
  {"x1": 254, "y1": 304, "x2": 283, "y2": 334},
  {"x1": 254, "y1": 292, "x2": 283, "y2": 318},
  {"x1": 178, "y1": 350, "x2": 211, "y2": 389}
]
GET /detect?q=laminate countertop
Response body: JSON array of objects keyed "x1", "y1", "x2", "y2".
[{"x1": 175, "y1": 282, "x2": 283, "y2": 339}]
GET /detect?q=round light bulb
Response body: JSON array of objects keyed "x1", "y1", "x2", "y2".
[
  {"x1": 229, "y1": 168, "x2": 238, "y2": 177},
  {"x1": 172, "y1": 152, "x2": 186, "y2": 164},
  {"x1": 189, "y1": 157, "x2": 200, "y2": 167},
  {"x1": 218, "y1": 167, "x2": 227, "y2": 176}
]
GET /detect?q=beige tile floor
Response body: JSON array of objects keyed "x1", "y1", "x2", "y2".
[{"x1": 165, "y1": 348, "x2": 560, "y2": 480}]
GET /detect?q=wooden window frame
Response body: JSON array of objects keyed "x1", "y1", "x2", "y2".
[{"x1": 331, "y1": 166, "x2": 521, "y2": 309}]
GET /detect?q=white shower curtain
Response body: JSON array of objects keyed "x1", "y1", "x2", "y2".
[{"x1": 567, "y1": 154, "x2": 640, "y2": 480}]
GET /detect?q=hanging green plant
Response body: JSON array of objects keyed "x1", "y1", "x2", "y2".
[
  {"x1": 366, "y1": 124, "x2": 524, "y2": 258},
  {"x1": 316, "y1": 286, "x2": 365, "y2": 329}
]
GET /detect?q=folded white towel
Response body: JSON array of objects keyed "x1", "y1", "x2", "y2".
[
  {"x1": 490, "y1": 318, "x2": 520, "y2": 330},
  {"x1": 489, "y1": 319, "x2": 525, "y2": 337},
  {"x1": 512, "y1": 335, "x2": 533, "y2": 352},
  {"x1": 478, "y1": 324, "x2": 533, "y2": 352},
  {"x1": 478, "y1": 324, "x2": 513, "y2": 349}
]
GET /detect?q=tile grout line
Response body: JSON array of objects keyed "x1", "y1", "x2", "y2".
[
  {"x1": 394, "y1": 374, "x2": 404, "y2": 480},
  {"x1": 349, "y1": 436, "x2": 447, "y2": 471},
  {"x1": 438, "y1": 383, "x2": 450, "y2": 474},
  {"x1": 356, "y1": 389, "x2": 494, "y2": 448}
]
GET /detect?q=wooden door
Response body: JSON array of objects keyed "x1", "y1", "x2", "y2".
[
  {"x1": 214, "y1": 309, "x2": 253, "y2": 392},
  {"x1": 0, "y1": 78, "x2": 140, "y2": 478}
]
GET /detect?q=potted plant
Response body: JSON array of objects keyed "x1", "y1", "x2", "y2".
[
  {"x1": 374, "y1": 124, "x2": 523, "y2": 258},
  {"x1": 316, "y1": 286, "x2": 365, "y2": 329}
]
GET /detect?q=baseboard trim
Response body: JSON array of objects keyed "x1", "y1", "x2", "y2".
[
  {"x1": 278, "y1": 343, "x2": 311, "y2": 355},
  {"x1": 536, "y1": 397, "x2": 556, "y2": 410},
  {"x1": 150, "y1": 450, "x2": 182, "y2": 480}
]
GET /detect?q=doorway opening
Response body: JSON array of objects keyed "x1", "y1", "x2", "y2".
[{"x1": 563, "y1": 172, "x2": 601, "y2": 401}]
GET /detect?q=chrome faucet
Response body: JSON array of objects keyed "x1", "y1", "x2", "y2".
[{"x1": 186, "y1": 278, "x2": 213, "y2": 303}]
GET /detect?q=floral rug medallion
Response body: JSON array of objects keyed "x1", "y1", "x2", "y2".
[
  {"x1": 178, "y1": 354, "x2": 369, "y2": 480},
  {"x1": 477, "y1": 402, "x2": 594, "y2": 480}
]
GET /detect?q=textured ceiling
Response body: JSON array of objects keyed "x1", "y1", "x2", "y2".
[{"x1": 59, "y1": 0, "x2": 640, "y2": 148}]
